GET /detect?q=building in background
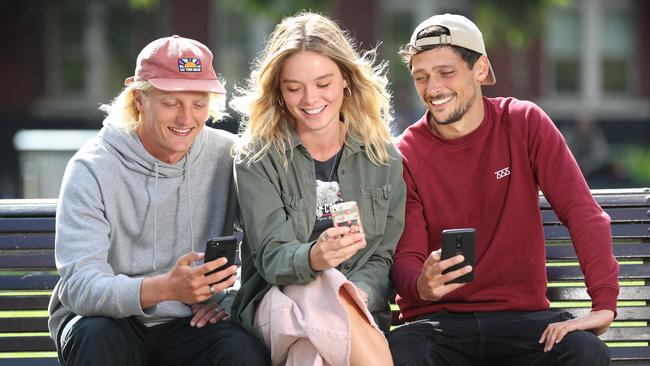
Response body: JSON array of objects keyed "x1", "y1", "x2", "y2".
[{"x1": 0, "y1": 0, "x2": 648, "y2": 197}]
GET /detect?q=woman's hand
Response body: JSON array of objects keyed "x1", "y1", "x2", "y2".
[
  {"x1": 190, "y1": 302, "x2": 229, "y2": 327},
  {"x1": 309, "y1": 226, "x2": 366, "y2": 271}
]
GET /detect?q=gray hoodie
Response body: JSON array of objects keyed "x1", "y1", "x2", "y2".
[{"x1": 48, "y1": 118, "x2": 237, "y2": 340}]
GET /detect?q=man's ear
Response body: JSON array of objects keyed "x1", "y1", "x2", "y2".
[
  {"x1": 473, "y1": 55, "x2": 490, "y2": 84},
  {"x1": 133, "y1": 90, "x2": 143, "y2": 112}
]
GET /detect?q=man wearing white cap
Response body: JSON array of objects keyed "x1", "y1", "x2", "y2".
[
  {"x1": 389, "y1": 14, "x2": 618, "y2": 365},
  {"x1": 48, "y1": 35, "x2": 269, "y2": 365}
]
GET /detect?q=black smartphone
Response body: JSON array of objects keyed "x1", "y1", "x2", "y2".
[
  {"x1": 204, "y1": 235, "x2": 239, "y2": 283},
  {"x1": 441, "y1": 228, "x2": 476, "y2": 284}
]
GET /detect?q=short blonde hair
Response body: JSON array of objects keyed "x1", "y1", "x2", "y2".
[
  {"x1": 231, "y1": 11, "x2": 394, "y2": 167},
  {"x1": 99, "y1": 81, "x2": 228, "y2": 131}
]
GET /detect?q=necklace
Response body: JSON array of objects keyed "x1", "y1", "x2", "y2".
[{"x1": 327, "y1": 149, "x2": 341, "y2": 182}]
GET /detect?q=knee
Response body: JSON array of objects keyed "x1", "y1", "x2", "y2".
[
  {"x1": 388, "y1": 326, "x2": 429, "y2": 365},
  {"x1": 60, "y1": 317, "x2": 135, "y2": 365},
  {"x1": 67, "y1": 317, "x2": 131, "y2": 349},
  {"x1": 215, "y1": 323, "x2": 270, "y2": 365},
  {"x1": 557, "y1": 331, "x2": 610, "y2": 366}
]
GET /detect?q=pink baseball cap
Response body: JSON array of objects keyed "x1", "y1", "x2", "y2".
[{"x1": 124, "y1": 35, "x2": 226, "y2": 94}]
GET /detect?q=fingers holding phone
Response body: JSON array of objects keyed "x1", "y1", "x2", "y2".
[
  {"x1": 203, "y1": 236, "x2": 240, "y2": 290},
  {"x1": 417, "y1": 250, "x2": 466, "y2": 301},
  {"x1": 440, "y1": 228, "x2": 475, "y2": 284}
]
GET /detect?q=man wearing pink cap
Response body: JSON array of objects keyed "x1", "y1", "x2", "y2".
[
  {"x1": 48, "y1": 35, "x2": 269, "y2": 365},
  {"x1": 388, "y1": 14, "x2": 618, "y2": 365}
]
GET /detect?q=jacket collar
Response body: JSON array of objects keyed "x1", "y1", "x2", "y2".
[{"x1": 286, "y1": 122, "x2": 363, "y2": 154}]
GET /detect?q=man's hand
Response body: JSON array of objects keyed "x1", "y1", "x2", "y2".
[
  {"x1": 539, "y1": 309, "x2": 615, "y2": 352},
  {"x1": 140, "y1": 251, "x2": 237, "y2": 309},
  {"x1": 190, "y1": 302, "x2": 229, "y2": 327},
  {"x1": 416, "y1": 250, "x2": 473, "y2": 302}
]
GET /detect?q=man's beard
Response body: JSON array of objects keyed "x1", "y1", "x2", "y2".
[{"x1": 428, "y1": 95, "x2": 473, "y2": 126}]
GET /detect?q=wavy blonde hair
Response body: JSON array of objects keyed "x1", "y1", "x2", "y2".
[
  {"x1": 99, "y1": 81, "x2": 228, "y2": 131},
  {"x1": 231, "y1": 11, "x2": 394, "y2": 167}
]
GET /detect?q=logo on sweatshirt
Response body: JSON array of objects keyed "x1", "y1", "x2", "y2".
[{"x1": 494, "y1": 167, "x2": 511, "y2": 179}]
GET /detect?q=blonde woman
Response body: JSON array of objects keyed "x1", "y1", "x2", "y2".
[{"x1": 230, "y1": 11, "x2": 405, "y2": 366}]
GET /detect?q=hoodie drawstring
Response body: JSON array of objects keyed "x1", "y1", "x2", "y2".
[
  {"x1": 152, "y1": 161, "x2": 159, "y2": 270},
  {"x1": 185, "y1": 155, "x2": 195, "y2": 253}
]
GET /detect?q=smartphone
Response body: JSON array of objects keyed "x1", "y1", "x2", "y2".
[
  {"x1": 440, "y1": 228, "x2": 475, "y2": 284},
  {"x1": 331, "y1": 201, "x2": 363, "y2": 233},
  {"x1": 204, "y1": 235, "x2": 239, "y2": 283}
]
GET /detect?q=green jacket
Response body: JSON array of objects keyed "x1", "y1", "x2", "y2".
[{"x1": 231, "y1": 130, "x2": 406, "y2": 334}]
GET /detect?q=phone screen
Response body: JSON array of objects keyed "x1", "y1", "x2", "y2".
[
  {"x1": 440, "y1": 228, "x2": 475, "y2": 284},
  {"x1": 204, "y1": 236, "x2": 239, "y2": 282}
]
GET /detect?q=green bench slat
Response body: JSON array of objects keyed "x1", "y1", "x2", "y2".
[
  {"x1": 0, "y1": 218, "x2": 55, "y2": 233},
  {"x1": 0, "y1": 234, "x2": 54, "y2": 250},
  {"x1": 0, "y1": 274, "x2": 59, "y2": 290},
  {"x1": 0, "y1": 336, "x2": 56, "y2": 352},
  {"x1": 0, "y1": 317, "x2": 48, "y2": 333},
  {"x1": 0, "y1": 295, "x2": 51, "y2": 311}
]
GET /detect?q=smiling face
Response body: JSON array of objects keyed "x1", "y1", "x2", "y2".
[
  {"x1": 411, "y1": 47, "x2": 487, "y2": 130},
  {"x1": 279, "y1": 51, "x2": 347, "y2": 138},
  {"x1": 134, "y1": 87, "x2": 211, "y2": 163}
]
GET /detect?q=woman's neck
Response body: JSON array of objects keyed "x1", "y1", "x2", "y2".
[{"x1": 298, "y1": 123, "x2": 345, "y2": 161}]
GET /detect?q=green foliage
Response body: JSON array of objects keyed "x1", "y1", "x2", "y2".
[
  {"x1": 620, "y1": 146, "x2": 650, "y2": 185},
  {"x1": 475, "y1": 0, "x2": 562, "y2": 49}
]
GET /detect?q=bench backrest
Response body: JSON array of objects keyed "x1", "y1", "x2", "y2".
[{"x1": 0, "y1": 188, "x2": 649, "y2": 365}]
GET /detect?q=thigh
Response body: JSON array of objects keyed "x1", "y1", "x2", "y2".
[
  {"x1": 59, "y1": 316, "x2": 147, "y2": 366},
  {"x1": 388, "y1": 315, "x2": 478, "y2": 366},
  {"x1": 150, "y1": 317, "x2": 270, "y2": 366},
  {"x1": 484, "y1": 311, "x2": 610, "y2": 366},
  {"x1": 551, "y1": 329, "x2": 611, "y2": 366}
]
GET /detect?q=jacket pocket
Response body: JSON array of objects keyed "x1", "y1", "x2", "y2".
[{"x1": 361, "y1": 185, "x2": 391, "y2": 235}]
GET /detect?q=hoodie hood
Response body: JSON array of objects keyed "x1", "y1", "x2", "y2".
[{"x1": 99, "y1": 117, "x2": 206, "y2": 178}]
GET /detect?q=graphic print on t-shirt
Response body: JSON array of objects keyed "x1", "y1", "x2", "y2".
[{"x1": 309, "y1": 151, "x2": 343, "y2": 242}]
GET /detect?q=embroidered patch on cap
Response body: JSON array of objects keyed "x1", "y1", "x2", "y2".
[{"x1": 178, "y1": 58, "x2": 202, "y2": 72}]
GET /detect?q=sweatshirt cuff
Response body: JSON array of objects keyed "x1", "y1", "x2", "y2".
[
  {"x1": 406, "y1": 272, "x2": 432, "y2": 306},
  {"x1": 293, "y1": 242, "x2": 318, "y2": 282},
  {"x1": 130, "y1": 276, "x2": 154, "y2": 316},
  {"x1": 589, "y1": 286, "x2": 619, "y2": 316}
]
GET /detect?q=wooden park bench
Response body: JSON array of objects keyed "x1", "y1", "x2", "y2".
[
  {"x1": 1, "y1": 188, "x2": 649, "y2": 365},
  {"x1": 388, "y1": 188, "x2": 650, "y2": 365}
]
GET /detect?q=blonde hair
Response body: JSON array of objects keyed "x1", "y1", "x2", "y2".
[
  {"x1": 231, "y1": 11, "x2": 394, "y2": 167},
  {"x1": 99, "y1": 81, "x2": 228, "y2": 131}
]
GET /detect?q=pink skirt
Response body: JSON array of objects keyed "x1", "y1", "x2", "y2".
[{"x1": 254, "y1": 269, "x2": 380, "y2": 366}]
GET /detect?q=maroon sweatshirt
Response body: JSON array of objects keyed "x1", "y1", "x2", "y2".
[{"x1": 393, "y1": 97, "x2": 619, "y2": 321}]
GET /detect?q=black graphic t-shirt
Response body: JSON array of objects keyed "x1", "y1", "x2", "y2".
[{"x1": 308, "y1": 151, "x2": 343, "y2": 242}]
